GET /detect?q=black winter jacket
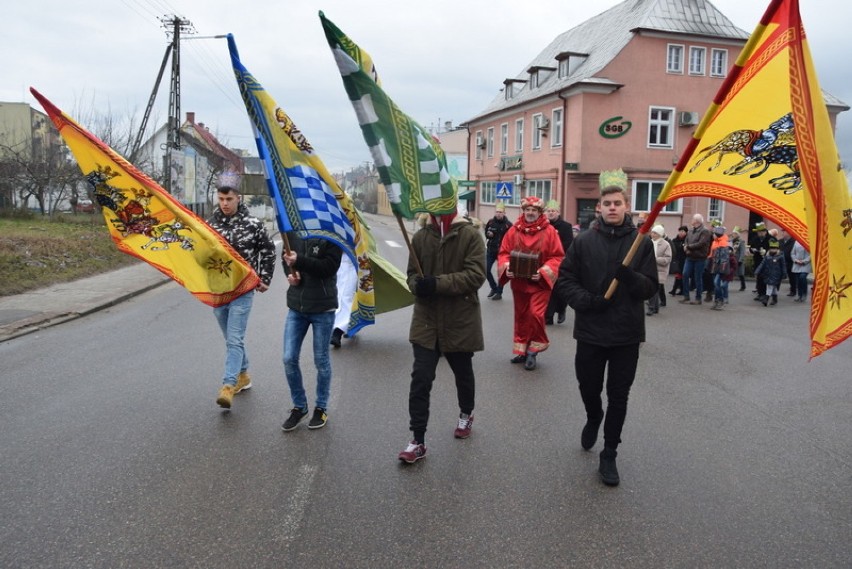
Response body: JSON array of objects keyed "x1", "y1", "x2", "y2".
[
  {"x1": 556, "y1": 215, "x2": 658, "y2": 346},
  {"x1": 484, "y1": 216, "x2": 513, "y2": 255},
  {"x1": 284, "y1": 233, "x2": 342, "y2": 313},
  {"x1": 207, "y1": 203, "x2": 276, "y2": 285}
]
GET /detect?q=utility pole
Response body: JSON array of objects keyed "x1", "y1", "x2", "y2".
[
  {"x1": 162, "y1": 15, "x2": 194, "y2": 194},
  {"x1": 131, "y1": 16, "x2": 194, "y2": 193}
]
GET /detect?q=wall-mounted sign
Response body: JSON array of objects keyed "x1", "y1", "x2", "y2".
[
  {"x1": 499, "y1": 155, "x2": 523, "y2": 171},
  {"x1": 599, "y1": 116, "x2": 632, "y2": 139},
  {"x1": 564, "y1": 162, "x2": 579, "y2": 171},
  {"x1": 458, "y1": 180, "x2": 477, "y2": 187}
]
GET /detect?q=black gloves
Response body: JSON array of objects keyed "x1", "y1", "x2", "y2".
[
  {"x1": 590, "y1": 295, "x2": 611, "y2": 312},
  {"x1": 414, "y1": 275, "x2": 437, "y2": 298},
  {"x1": 615, "y1": 264, "x2": 637, "y2": 286}
]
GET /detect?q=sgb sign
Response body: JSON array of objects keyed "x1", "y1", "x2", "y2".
[{"x1": 599, "y1": 116, "x2": 632, "y2": 139}]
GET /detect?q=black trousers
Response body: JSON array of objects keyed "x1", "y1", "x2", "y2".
[
  {"x1": 574, "y1": 341, "x2": 640, "y2": 449},
  {"x1": 545, "y1": 280, "x2": 568, "y2": 320},
  {"x1": 409, "y1": 343, "x2": 475, "y2": 439}
]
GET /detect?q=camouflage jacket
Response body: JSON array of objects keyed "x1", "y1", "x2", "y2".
[{"x1": 207, "y1": 204, "x2": 276, "y2": 285}]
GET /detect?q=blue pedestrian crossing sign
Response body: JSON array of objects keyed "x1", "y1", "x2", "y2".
[{"x1": 496, "y1": 182, "x2": 513, "y2": 199}]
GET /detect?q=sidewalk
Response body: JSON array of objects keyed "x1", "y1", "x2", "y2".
[{"x1": 0, "y1": 263, "x2": 170, "y2": 343}]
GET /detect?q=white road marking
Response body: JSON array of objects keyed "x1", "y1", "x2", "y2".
[
  {"x1": 275, "y1": 464, "x2": 318, "y2": 546},
  {"x1": 385, "y1": 240, "x2": 403, "y2": 248}
]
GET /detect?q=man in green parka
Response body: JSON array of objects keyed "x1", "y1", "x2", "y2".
[{"x1": 398, "y1": 211, "x2": 486, "y2": 464}]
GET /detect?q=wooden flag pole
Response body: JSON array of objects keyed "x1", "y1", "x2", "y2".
[
  {"x1": 395, "y1": 214, "x2": 423, "y2": 277},
  {"x1": 603, "y1": 203, "x2": 660, "y2": 299}
]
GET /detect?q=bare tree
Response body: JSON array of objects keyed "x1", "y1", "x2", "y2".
[{"x1": 0, "y1": 138, "x2": 78, "y2": 215}]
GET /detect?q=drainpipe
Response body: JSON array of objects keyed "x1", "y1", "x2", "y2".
[
  {"x1": 558, "y1": 92, "x2": 569, "y2": 216},
  {"x1": 463, "y1": 124, "x2": 473, "y2": 217}
]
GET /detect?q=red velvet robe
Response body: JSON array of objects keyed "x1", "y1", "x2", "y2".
[{"x1": 497, "y1": 215, "x2": 565, "y2": 355}]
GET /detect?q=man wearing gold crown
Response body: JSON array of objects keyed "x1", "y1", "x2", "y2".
[
  {"x1": 207, "y1": 170, "x2": 276, "y2": 410},
  {"x1": 497, "y1": 195, "x2": 565, "y2": 371},
  {"x1": 555, "y1": 169, "x2": 657, "y2": 486}
]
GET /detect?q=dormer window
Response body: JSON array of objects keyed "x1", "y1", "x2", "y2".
[
  {"x1": 555, "y1": 51, "x2": 588, "y2": 79},
  {"x1": 503, "y1": 78, "x2": 527, "y2": 100},
  {"x1": 526, "y1": 66, "x2": 556, "y2": 90}
]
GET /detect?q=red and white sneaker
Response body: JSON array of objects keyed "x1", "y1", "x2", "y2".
[
  {"x1": 398, "y1": 441, "x2": 427, "y2": 464},
  {"x1": 454, "y1": 413, "x2": 474, "y2": 439}
]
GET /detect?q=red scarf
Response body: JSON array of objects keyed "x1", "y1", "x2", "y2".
[{"x1": 514, "y1": 213, "x2": 550, "y2": 236}]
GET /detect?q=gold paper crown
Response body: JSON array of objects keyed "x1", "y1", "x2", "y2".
[
  {"x1": 545, "y1": 200, "x2": 560, "y2": 210},
  {"x1": 711, "y1": 219, "x2": 723, "y2": 227},
  {"x1": 599, "y1": 168, "x2": 628, "y2": 192}
]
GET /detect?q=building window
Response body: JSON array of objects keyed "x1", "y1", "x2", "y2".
[
  {"x1": 500, "y1": 123, "x2": 508, "y2": 155},
  {"x1": 711, "y1": 49, "x2": 728, "y2": 77},
  {"x1": 532, "y1": 114, "x2": 544, "y2": 150},
  {"x1": 529, "y1": 71, "x2": 539, "y2": 89},
  {"x1": 558, "y1": 58, "x2": 570, "y2": 78},
  {"x1": 689, "y1": 46, "x2": 706, "y2": 75},
  {"x1": 505, "y1": 83, "x2": 514, "y2": 100},
  {"x1": 525, "y1": 179, "x2": 552, "y2": 204},
  {"x1": 486, "y1": 127, "x2": 494, "y2": 158},
  {"x1": 475, "y1": 130, "x2": 483, "y2": 160},
  {"x1": 632, "y1": 180, "x2": 681, "y2": 213},
  {"x1": 480, "y1": 181, "x2": 496, "y2": 204},
  {"x1": 709, "y1": 198, "x2": 725, "y2": 221},
  {"x1": 551, "y1": 108, "x2": 563, "y2": 148},
  {"x1": 667, "y1": 44, "x2": 684, "y2": 73},
  {"x1": 648, "y1": 107, "x2": 674, "y2": 148},
  {"x1": 515, "y1": 119, "x2": 524, "y2": 152}
]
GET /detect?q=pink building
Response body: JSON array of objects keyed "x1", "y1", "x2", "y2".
[{"x1": 463, "y1": 0, "x2": 848, "y2": 237}]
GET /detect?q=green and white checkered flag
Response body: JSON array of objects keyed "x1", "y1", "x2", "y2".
[{"x1": 320, "y1": 12, "x2": 457, "y2": 220}]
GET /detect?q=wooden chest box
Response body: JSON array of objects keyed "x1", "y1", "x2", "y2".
[{"x1": 509, "y1": 250, "x2": 541, "y2": 279}]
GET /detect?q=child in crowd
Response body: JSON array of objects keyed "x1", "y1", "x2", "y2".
[{"x1": 753, "y1": 239, "x2": 787, "y2": 306}]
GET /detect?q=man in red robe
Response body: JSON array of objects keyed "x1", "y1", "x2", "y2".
[{"x1": 497, "y1": 196, "x2": 565, "y2": 370}]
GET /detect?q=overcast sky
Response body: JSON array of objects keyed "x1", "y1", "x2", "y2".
[{"x1": 4, "y1": 0, "x2": 851, "y2": 172}]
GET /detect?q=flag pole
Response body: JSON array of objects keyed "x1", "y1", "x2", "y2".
[
  {"x1": 395, "y1": 214, "x2": 423, "y2": 277},
  {"x1": 604, "y1": 201, "x2": 663, "y2": 300}
]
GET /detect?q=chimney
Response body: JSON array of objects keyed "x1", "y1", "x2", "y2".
[
  {"x1": 444, "y1": 120, "x2": 452, "y2": 131},
  {"x1": 186, "y1": 112, "x2": 195, "y2": 123}
]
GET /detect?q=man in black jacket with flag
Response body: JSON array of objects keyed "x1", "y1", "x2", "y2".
[{"x1": 556, "y1": 169, "x2": 658, "y2": 487}]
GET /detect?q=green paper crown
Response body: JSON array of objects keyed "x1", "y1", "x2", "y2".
[{"x1": 599, "y1": 169, "x2": 628, "y2": 192}]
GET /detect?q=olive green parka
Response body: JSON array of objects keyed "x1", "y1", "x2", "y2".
[{"x1": 407, "y1": 217, "x2": 486, "y2": 352}]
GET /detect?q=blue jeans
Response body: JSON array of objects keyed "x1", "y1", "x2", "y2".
[
  {"x1": 283, "y1": 309, "x2": 335, "y2": 410},
  {"x1": 486, "y1": 251, "x2": 502, "y2": 294},
  {"x1": 682, "y1": 258, "x2": 706, "y2": 300},
  {"x1": 213, "y1": 291, "x2": 254, "y2": 386},
  {"x1": 713, "y1": 274, "x2": 729, "y2": 301}
]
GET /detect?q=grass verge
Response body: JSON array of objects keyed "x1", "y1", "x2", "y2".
[{"x1": 0, "y1": 214, "x2": 138, "y2": 296}]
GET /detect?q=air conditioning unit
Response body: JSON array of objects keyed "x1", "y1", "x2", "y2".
[
  {"x1": 513, "y1": 174, "x2": 524, "y2": 185},
  {"x1": 476, "y1": 139, "x2": 487, "y2": 149},
  {"x1": 679, "y1": 111, "x2": 700, "y2": 126},
  {"x1": 539, "y1": 117, "x2": 550, "y2": 130}
]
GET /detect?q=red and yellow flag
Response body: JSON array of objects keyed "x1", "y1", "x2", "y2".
[
  {"x1": 649, "y1": 0, "x2": 851, "y2": 358},
  {"x1": 31, "y1": 88, "x2": 259, "y2": 307}
]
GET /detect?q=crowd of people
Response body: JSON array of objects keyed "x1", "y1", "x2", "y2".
[{"x1": 205, "y1": 168, "x2": 812, "y2": 489}]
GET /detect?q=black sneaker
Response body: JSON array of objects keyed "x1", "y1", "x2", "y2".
[
  {"x1": 330, "y1": 328, "x2": 343, "y2": 348},
  {"x1": 599, "y1": 448, "x2": 620, "y2": 486},
  {"x1": 282, "y1": 407, "x2": 308, "y2": 431},
  {"x1": 557, "y1": 312, "x2": 566, "y2": 324},
  {"x1": 308, "y1": 407, "x2": 328, "y2": 429},
  {"x1": 581, "y1": 419, "x2": 602, "y2": 450}
]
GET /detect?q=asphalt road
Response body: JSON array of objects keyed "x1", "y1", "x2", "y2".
[{"x1": 1, "y1": 215, "x2": 850, "y2": 568}]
